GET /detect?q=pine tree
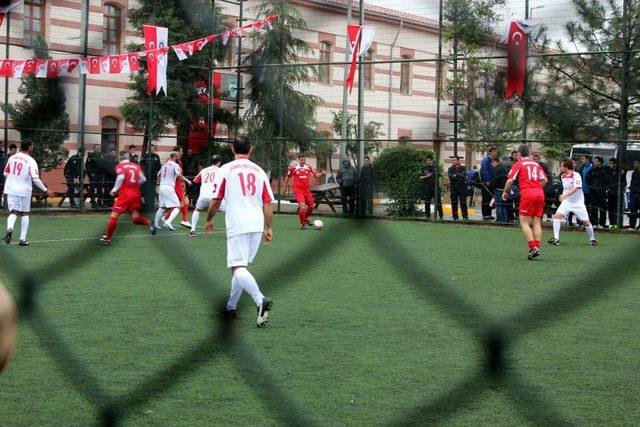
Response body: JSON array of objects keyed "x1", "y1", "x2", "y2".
[
  {"x1": 243, "y1": 0, "x2": 322, "y2": 177},
  {"x1": 120, "y1": 0, "x2": 236, "y2": 152},
  {"x1": 3, "y1": 36, "x2": 70, "y2": 170}
]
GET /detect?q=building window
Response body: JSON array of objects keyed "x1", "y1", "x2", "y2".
[
  {"x1": 101, "y1": 116, "x2": 120, "y2": 153},
  {"x1": 318, "y1": 41, "x2": 332, "y2": 84},
  {"x1": 364, "y1": 49, "x2": 374, "y2": 90},
  {"x1": 400, "y1": 56, "x2": 412, "y2": 95},
  {"x1": 398, "y1": 136, "x2": 411, "y2": 146},
  {"x1": 23, "y1": 0, "x2": 45, "y2": 47},
  {"x1": 103, "y1": 4, "x2": 122, "y2": 55}
]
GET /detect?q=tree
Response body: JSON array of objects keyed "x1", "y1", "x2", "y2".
[
  {"x1": 121, "y1": 0, "x2": 237, "y2": 152},
  {"x1": 3, "y1": 37, "x2": 70, "y2": 171},
  {"x1": 529, "y1": 0, "x2": 640, "y2": 156},
  {"x1": 243, "y1": 0, "x2": 322, "y2": 177},
  {"x1": 330, "y1": 111, "x2": 384, "y2": 168}
]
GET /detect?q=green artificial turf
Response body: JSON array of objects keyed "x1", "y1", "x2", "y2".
[{"x1": 0, "y1": 213, "x2": 638, "y2": 426}]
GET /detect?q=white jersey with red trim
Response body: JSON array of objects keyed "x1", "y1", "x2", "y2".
[
  {"x1": 561, "y1": 171, "x2": 585, "y2": 205},
  {"x1": 194, "y1": 165, "x2": 220, "y2": 198},
  {"x1": 2, "y1": 152, "x2": 42, "y2": 197},
  {"x1": 158, "y1": 160, "x2": 182, "y2": 186},
  {"x1": 213, "y1": 157, "x2": 274, "y2": 237}
]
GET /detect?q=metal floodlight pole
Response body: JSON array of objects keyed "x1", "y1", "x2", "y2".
[
  {"x1": 522, "y1": 0, "x2": 529, "y2": 145},
  {"x1": 76, "y1": 0, "x2": 89, "y2": 209},
  {"x1": 616, "y1": 0, "x2": 629, "y2": 228},
  {"x1": 277, "y1": 0, "x2": 285, "y2": 214},
  {"x1": 3, "y1": 11, "x2": 10, "y2": 153},
  {"x1": 234, "y1": 0, "x2": 244, "y2": 138},
  {"x1": 339, "y1": 0, "x2": 353, "y2": 163},
  {"x1": 357, "y1": 0, "x2": 364, "y2": 170},
  {"x1": 434, "y1": 0, "x2": 443, "y2": 216},
  {"x1": 207, "y1": 0, "x2": 217, "y2": 165},
  {"x1": 387, "y1": 20, "x2": 403, "y2": 147}
]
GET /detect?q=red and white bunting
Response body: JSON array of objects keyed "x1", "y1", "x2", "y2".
[
  {"x1": 128, "y1": 53, "x2": 141, "y2": 72},
  {"x1": 35, "y1": 59, "x2": 48, "y2": 78},
  {"x1": 144, "y1": 25, "x2": 169, "y2": 95},
  {"x1": 0, "y1": 59, "x2": 13, "y2": 77},
  {"x1": 10, "y1": 60, "x2": 25, "y2": 78},
  {"x1": 345, "y1": 24, "x2": 376, "y2": 94},
  {"x1": 0, "y1": 1, "x2": 21, "y2": 28}
]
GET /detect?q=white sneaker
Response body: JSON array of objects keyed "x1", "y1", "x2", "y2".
[
  {"x1": 180, "y1": 221, "x2": 192, "y2": 229},
  {"x1": 257, "y1": 298, "x2": 273, "y2": 328},
  {"x1": 163, "y1": 222, "x2": 176, "y2": 231}
]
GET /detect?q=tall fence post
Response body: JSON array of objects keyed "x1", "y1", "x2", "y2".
[
  {"x1": 434, "y1": 0, "x2": 444, "y2": 220},
  {"x1": 616, "y1": 0, "x2": 629, "y2": 228},
  {"x1": 3, "y1": 10, "x2": 10, "y2": 154},
  {"x1": 276, "y1": 0, "x2": 285, "y2": 214},
  {"x1": 339, "y1": 0, "x2": 353, "y2": 164},
  {"x1": 76, "y1": 0, "x2": 89, "y2": 209}
]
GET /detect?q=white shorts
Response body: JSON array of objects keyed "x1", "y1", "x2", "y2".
[
  {"x1": 557, "y1": 201, "x2": 589, "y2": 222},
  {"x1": 6, "y1": 195, "x2": 31, "y2": 213},
  {"x1": 227, "y1": 232, "x2": 262, "y2": 268},
  {"x1": 195, "y1": 196, "x2": 225, "y2": 212},
  {"x1": 159, "y1": 185, "x2": 180, "y2": 208}
]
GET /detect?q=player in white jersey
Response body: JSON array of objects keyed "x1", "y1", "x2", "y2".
[
  {"x1": 154, "y1": 152, "x2": 191, "y2": 231},
  {"x1": 2, "y1": 141, "x2": 53, "y2": 246},
  {"x1": 548, "y1": 158, "x2": 597, "y2": 246},
  {"x1": 205, "y1": 136, "x2": 274, "y2": 327},
  {"x1": 188, "y1": 155, "x2": 225, "y2": 237}
]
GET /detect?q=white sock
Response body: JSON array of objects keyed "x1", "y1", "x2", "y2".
[
  {"x1": 166, "y1": 208, "x2": 179, "y2": 226},
  {"x1": 20, "y1": 216, "x2": 29, "y2": 241},
  {"x1": 553, "y1": 219, "x2": 562, "y2": 240},
  {"x1": 7, "y1": 214, "x2": 17, "y2": 230},
  {"x1": 227, "y1": 274, "x2": 244, "y2": 310},
  {"x1": 586, "y1": 225, "x2": 595, "y2": 240},
  {"x1": 154, "y1": 209, "x2": 164, "y2": 227},
  {"x1": 233, "y1": 267, "x2": 264, "y2": 307},
  {"x1": 191, "y1": 211, "x2": 200, "y2": 232}
]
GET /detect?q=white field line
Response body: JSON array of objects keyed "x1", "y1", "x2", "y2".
[{"x1": 25, "y1": 226, "x2": 226, "y2": 244}]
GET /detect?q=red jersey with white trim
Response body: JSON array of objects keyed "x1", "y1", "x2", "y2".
[
  {"x1": 193, "y1": 165, "x2": 220, "y2": 198},
  {"x1": 115, "y1": 161, "x2": 145, "y2": 198},
  {"x1": 561, "y1": 171, "x2": 585, "y2": 205},
  {"x1": 2, "y1": 152, "x2": 41, "y2": 197},
  {"x1": 287, "y1": 164, "x2": 317, "y2": 191},
  {"x1": 213, "y1": 157, "x2": 274, "y2": 237},
  {"x1": 507, "y1": 158, "x2": 547, "y2": 197}
]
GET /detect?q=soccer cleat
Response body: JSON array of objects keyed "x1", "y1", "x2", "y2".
[
  {"x1": 149, "y1": 224, "x2": 158, "y2": 236},
  {"x1": 590, "y1": 239, "x2": 598, "y2": 246},
  {"x1": 99, "y1": 235, "x2": 107, "y2": 242},
  {"x1": 163, "y1": 222, "x2": 176, "y2": 231},
  {"x1": 257, "y1": 298, "x2": 272, "y2": 327},
  {"x1": 180, "y1": 221, "x2": 192, "y2": 229},
  {"x1": 4, "y1": 229, "x2": 13, "y2": 245},
  {"x1": 547, "y1": 238, "x2": 560, "y2": 246},
  {"x1": 188, "y1": 230, "x2": 196, "y2": 237},
  {"x1": 102, "y1": 238, "x2": 111, "y2": 246},
  {"x1": 19, "y1": 240, "x2": 29, "y2": 246},
  {"x1": 220, "y1": 308, "x2": 237, "y2": 319},
  {"x1": 299, "y1": 223, "x2": 306, "y2": 230},
  {"x1": 528, "y1": 247, "x2": 540, "y2": 260}
]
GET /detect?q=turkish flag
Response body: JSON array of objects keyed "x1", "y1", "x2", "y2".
[
  {"x1": 23, "y1": 59, "x2": 36, "y2": 74},
  {"x1": 0, "y1": 0, "x2": 21, "y2": 28},
  {"x1": 109, "y1": 55, "x2": 121, "y2": 74},
  {"x1": 143, "y1": 25, "x2": 169, "y2": 95},
  {"x1": 0, "y1": 59, "x2": 13, "y2": 77},
  {"x1": 88, "y1": 57, "x2": 101, "y2": 74},
  {"x1": 345, "y1": 25, "x2": 362, "y2": 94},
  {"x1": 47, "y1": 59, "x2": 60, "y2": 79},
  {"x1": 505, "y1": 21, "x2": 527, "y2": 100},
  {"x1": 128, "y1": 53, "x2": 141, "y2": 72},
  {"x1": 67, "y1": 58, "x2": 79, "y2": 74}
]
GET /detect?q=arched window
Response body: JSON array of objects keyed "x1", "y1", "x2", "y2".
[
  {"x1": 364, "y1": 49, "x2": 374, "y2": 90},
  {"x1": 398, "y1": 135, "x2": 411, "y2": 146},
  {"x1": 318, "y1": 41, "x2": 332, "y2": 84},
  {"x1": 103, "y1": 4, "x2": 122, "y2": 55},
  {"x1": 23, "y1": 0, "x2": 45, "y2": 47},
  {"x1": 400, "y1": 55, "x2": 412, "y2": 95},
  {"x1": 101, "y1": 116, "x2": 120, "y2": 153}
]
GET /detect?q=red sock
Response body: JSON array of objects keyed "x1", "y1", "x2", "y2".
[
  {"x1": 298, "y1": 209, "x2": 306, "y2": 226},
  {"x1": 181, "y1": 204, "x2": 189, "y2": 221},
  {"x1": 528, "y1": 240, "x2": 536, "y2": 249},
  {"x1": 106, "y1": 217, "x2": 118, "y2": 240},
  {"x1": 305, "y1": 207, "x2": 313, "y2": 222},
  {"x1": 534, "y1": 240, "x2": 541, "y2": 248},
  {"x1": 133, "y1": 216, "x2": 150, "y2": 226},
  {"x1": 163, "y1": 210, "x2": 170, "y2": 220}
]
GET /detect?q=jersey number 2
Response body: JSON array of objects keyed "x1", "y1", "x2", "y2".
[{"x1": 238, "y1": 172, "x2": 257, "y2": 196}]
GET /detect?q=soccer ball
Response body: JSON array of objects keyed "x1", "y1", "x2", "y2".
[
  {"x1": 0, "y1": 283, "x2": 17, "y2": 374},
  {"x1": 313, "y1": 219, "x2": 324, "y2": 230}
]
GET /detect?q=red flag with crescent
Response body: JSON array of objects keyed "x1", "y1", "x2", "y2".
[{"x1": 505, "y1": 21, "x2": 527, "y2": 100}]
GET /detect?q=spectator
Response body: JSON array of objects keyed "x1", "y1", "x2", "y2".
[
  {"x1": 102, "y1": 150, "x2": 118, "y2": 207},
  {"x1": 337, "y1": 159, "x2": 357, "y2": 216},
  {"x1": 0, "y1": 149, "x2": 6, "y2": 194},
  {"x1": 467, "y1": 165, "x2": 479, "y2": 207},
  {"x1": 128, "y1": 145, "x2": 139, "y2": 163},
  {"x1": 419, "y1": 154, "x2": 443, "y2": 220},
  {"x1": 86, "y1": 144, "x2": 105, "y2": 208},
  {"x1": 480, "y1": 147, "x2": 497, "y2": 220},
  {"x1": 448, "y1": 156, "x2": 468, "y2": 220},
  {"x1": 8, "y1": 144, "x2": 17, "y2": 157},
  {"x1": 63, "y1": 151, "x2": 84, "y2": 208},
  {"x1": 509, "y1": 150, "x2": 519, "y2": 163},
  {"x1": 607, "y1": 158, "x2": 626, "y2": 227},
  {"x1": 359, "y1": 156, "x2": 377, "y2": 216},
  {"x1": 628, "y1": 159, "x2": 640, "y2": 230},
  {"x1": 586, "y1": 156, "x2": 610, "y2": 228},
  {"x1": 493, "y1": 156, "x2": 511, "y2": 223}
]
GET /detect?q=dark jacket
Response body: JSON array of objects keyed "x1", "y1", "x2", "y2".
[
  {"x1": 448, "y1": 164, "x2": 467, "y2": 191},
  {"x1": 492, "y1": 164, "x2": 509, "y2": 190},
  {"x1": 141, "y1": 152, "x2": 162, "y2": 180},
  {"x1": 64, "y1": 154, "x2": 83, "y2": 179},
  {"x1": 630, "y1": 169, "x2": 640, "y2": 194},
  {"x1": 359, "y1": 165, "x2": 376, "y2": 197},
  {"x1": 182, "y1": 154, "x2": 199, "y2": 177},
  {"x1": 337, "y1": 165, "x2": 357, "y2": 187},
  {"x1": 480, "y1": 156, "x2": 494, "y2": 183},
  {"x1": 420, "y1": 165, "x2": 439, "y2": 197},
  {"x1": 607, "y1": 167, "x2": 627, "y2": 195},
  {"x1": 586, "y1": 165, "x2": 611, "y2": 192},
  {"x1": 86, "y1": 151, "x2": 104, "y2": 178}
]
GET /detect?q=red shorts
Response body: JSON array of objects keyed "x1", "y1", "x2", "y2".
[
  {"x1": 175, "y1": 183, "x2": 186, "y2": 202},
  {"x1": 112, "y1": 194, "x2": 142, "y2": 215},
  {"x1": 519, "y1": 193, "x2": 545, "y2": 218},
  {"x1": 294, "y1": 189, "x2": 314, "y2": 207}
]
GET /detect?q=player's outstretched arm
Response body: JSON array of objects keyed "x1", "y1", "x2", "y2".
[
  {"x1": 205, "y1": 199, "x2": 221, "y2": 235},
  {"x1": 263, "y1": 202, "x2": 274, "y2": 244},
  {"x1": 177, "y1": 173, "x2": 192, "y2": 186}
]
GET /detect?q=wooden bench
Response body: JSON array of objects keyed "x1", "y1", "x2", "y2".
[{"x1": 311, "y1": 183, "x2": 341, "y2": 213}]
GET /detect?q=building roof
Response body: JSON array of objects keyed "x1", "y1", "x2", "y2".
[{"x1": 312, "y1": 0, "x2": 440, "y2": 29}]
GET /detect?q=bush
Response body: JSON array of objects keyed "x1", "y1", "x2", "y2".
[{"x1": 374, "y1": 145, "x2": 436, "y2": 216}]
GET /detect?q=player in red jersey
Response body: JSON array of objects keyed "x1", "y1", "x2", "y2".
[
  {"x1": 502, "y1": 145, "x2": 548, "y2": 260},
  {"x1": 163, "y1": 146, "x2": 192, "y2": 228},
  {"x1": 101, "y1": 151, "x2": 156, "y2": 246},
  {"x1": 283, "y1": 154, "x2": 326, "y2": 229}
]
